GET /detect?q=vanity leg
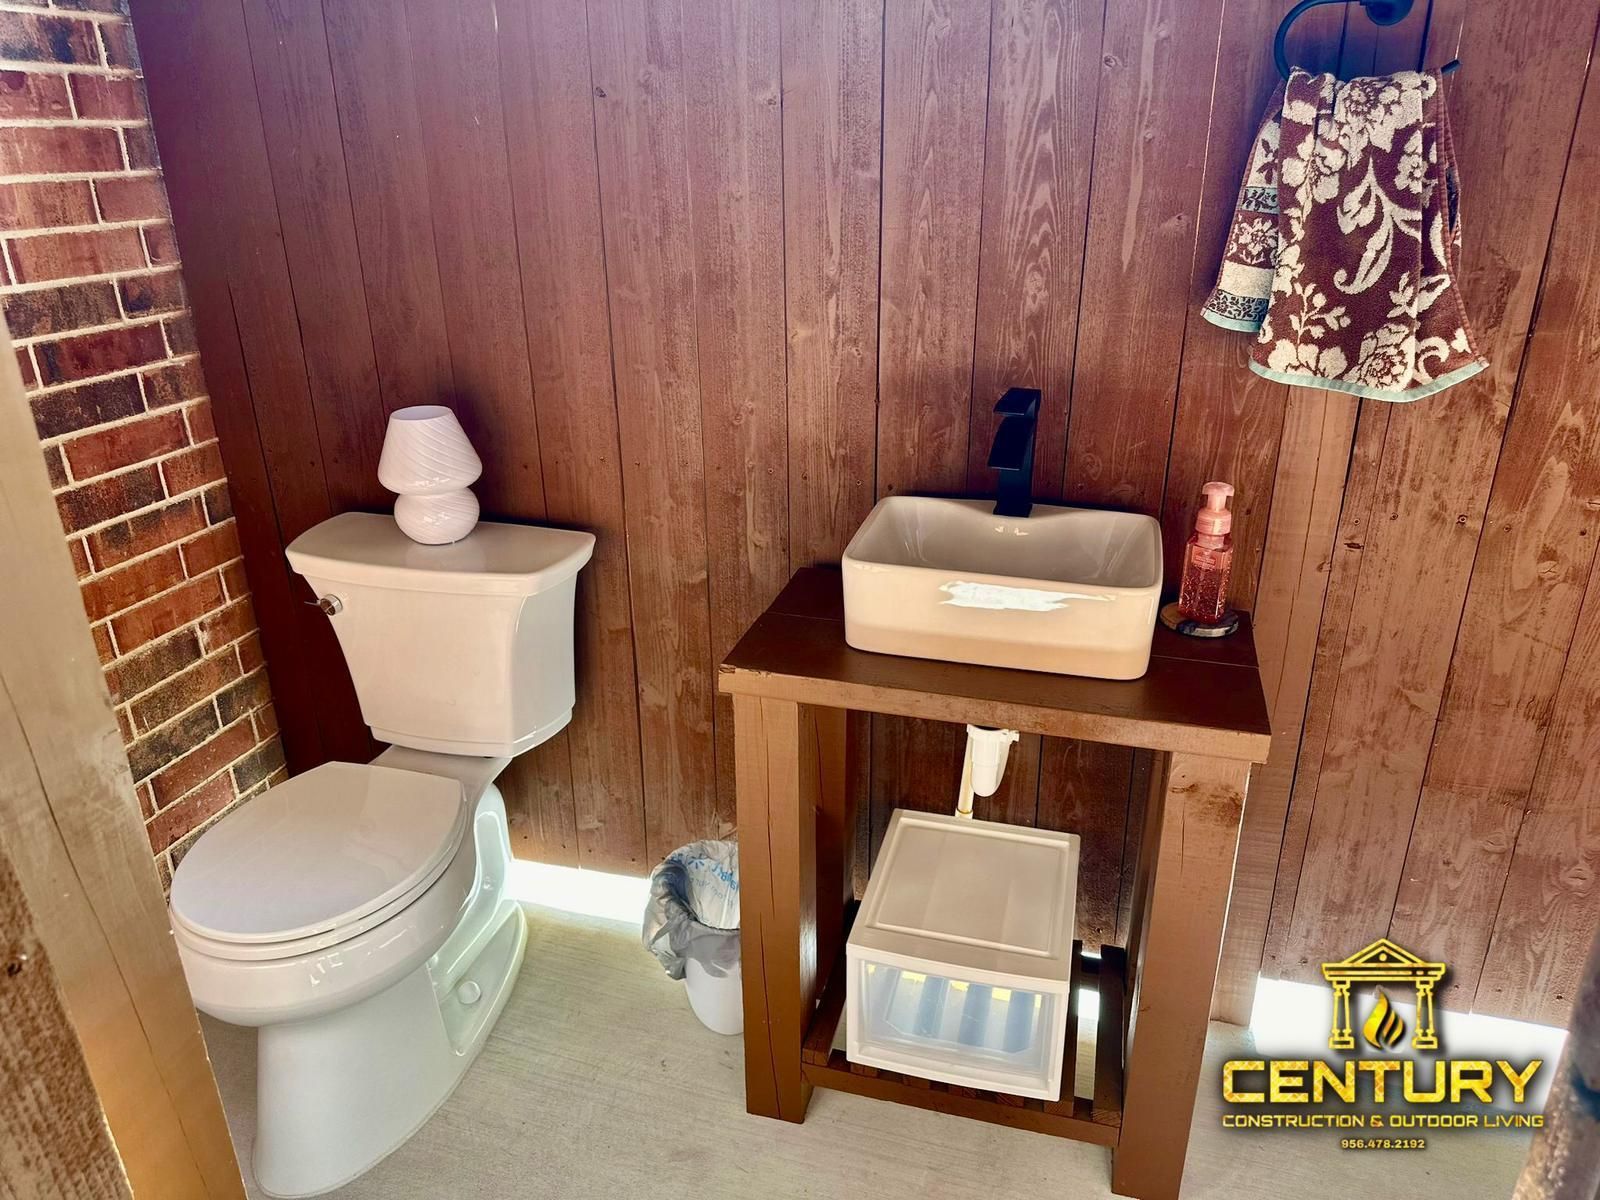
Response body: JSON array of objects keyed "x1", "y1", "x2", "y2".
[
  {"x1": 733, "y1": 695, "x2": 833, "y2": 1122},
  {"x1": 1113, "y1": 753, "x2": 1251, "y2": 1200}
]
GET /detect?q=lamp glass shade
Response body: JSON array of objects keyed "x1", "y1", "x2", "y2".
[{"x1": 378, "y1": 405, "x2": 483, "y2": 496}]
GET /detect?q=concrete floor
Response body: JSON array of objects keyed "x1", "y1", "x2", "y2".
[{"x1": 201, "y1": 905, "x2": 1529, "y2": 1199}]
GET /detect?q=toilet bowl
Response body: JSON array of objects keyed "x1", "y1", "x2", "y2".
[{"x1": 170, "y1": 513, "x2": 593, "y2": 1198}]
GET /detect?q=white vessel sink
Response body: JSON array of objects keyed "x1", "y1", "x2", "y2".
[{"x1": 841, "y1": 497, "x2": 1163, "y2": 680}]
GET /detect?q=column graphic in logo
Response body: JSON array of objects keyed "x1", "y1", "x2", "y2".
[{"x1": 1321, "y1": 938, "x2": 1446, "y2": 1052}]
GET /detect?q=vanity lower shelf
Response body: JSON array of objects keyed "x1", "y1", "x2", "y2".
[{"x1": 800, "y1": 908, "x2": 1127, "y2": 1149}]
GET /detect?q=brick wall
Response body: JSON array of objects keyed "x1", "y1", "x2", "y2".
[{"x1": 1, "y1": 2, "x2": 284, "y2": 888}]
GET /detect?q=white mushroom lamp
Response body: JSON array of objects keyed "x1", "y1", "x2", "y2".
[{"x1": 378, "y1": 405, "x2": 483, "y2": 545}]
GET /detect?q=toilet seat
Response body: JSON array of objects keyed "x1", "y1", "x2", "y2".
[{"x1": 171, "y1": 761, "x2": 469, "y2": 956}]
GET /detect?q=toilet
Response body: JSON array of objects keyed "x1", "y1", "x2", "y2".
[{"x1": 169, "y1": 511, "x2": 594, "y2": 1199}]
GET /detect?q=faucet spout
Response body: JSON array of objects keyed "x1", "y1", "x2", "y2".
[{"x1": 988, "y1": 387, "x2": 1041, "y2": 519}]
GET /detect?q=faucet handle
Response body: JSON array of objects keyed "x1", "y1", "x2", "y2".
[{"x1": 994, "y1": 387, "x2": 1041, "y2": 419}]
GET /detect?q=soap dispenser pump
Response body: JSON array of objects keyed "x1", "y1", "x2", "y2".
[{"x1": 1178, "y1": 482, "x2": 1234, "y2": 625}]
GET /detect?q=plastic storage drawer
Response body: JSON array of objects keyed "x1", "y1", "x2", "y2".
[{"x1": 846, "y1": 809, "x2": 1080, "y2": 1100}]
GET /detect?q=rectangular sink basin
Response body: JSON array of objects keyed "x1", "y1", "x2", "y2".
[{"x1": 841, "y1": 497, "x2": 1163, "y2": 680}]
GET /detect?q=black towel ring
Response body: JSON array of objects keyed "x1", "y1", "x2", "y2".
[{"x1": 1274, "y1": 0, "x2": 1462, "y2": 80}]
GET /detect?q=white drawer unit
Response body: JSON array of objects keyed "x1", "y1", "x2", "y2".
[{"x1": 846, "y1": 809, "x2": 1081, "y2": 1100}]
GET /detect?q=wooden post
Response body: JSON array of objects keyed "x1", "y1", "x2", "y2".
[
  {"x1": 1114, "y1": 752, "x2": 1250, "y2": 1200},
  {"x1": 733, "y1": 694, "x2": 841, "y2": 1121}
]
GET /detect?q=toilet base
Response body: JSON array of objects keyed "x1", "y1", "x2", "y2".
[{"x1": 251, "y1": 791, "x2": 527, "y2": 1198}]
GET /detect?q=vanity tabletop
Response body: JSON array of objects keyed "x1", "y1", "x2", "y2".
[{"x1": 719, "y1": 567, "x2": 1271, "y2": 762}]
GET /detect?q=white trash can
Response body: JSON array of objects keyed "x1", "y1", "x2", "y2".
[{"x1": 642, "y1": 840, "x2": 742, "y2": 1036}]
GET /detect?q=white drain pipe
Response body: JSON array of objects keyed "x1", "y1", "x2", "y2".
[{"x1": 955, "y1": 725, "x2": 1021, "y2": 819}]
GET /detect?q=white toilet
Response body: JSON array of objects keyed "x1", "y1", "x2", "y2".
[{"x1": 170, "y1": 511, "x2": 594, "y2": 1198}]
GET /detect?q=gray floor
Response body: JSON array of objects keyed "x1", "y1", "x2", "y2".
[{"x1": 202, "y1": 905, "x2": 1527, "y2": 1199}]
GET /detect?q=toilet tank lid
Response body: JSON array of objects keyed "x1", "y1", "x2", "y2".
[{"x1": 287, "y1": 512, "x2": 594, "y2": 596}]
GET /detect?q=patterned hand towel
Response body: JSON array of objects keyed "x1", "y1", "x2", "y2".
[{"x1": 1203, "y1": 69, "x2": 1486, "y2": 402}]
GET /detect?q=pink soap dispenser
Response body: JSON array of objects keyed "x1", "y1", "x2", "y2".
[{"x1": 1178, "y1": 482, "x2": 1234, "y2": 625}]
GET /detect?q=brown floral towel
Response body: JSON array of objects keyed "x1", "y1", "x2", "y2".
[{"x1": 1203, "y1": 69, "x2": 1486, "y2": 402}]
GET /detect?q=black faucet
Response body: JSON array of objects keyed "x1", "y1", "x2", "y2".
[{"x1": 987, "y1": 387, "x2": 1041, "y2": 519}]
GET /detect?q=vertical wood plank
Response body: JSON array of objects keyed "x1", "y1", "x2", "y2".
[
  {"x1": 782, "y1": 0, "x2": 883, "y2": 568},
  {"x1": 1477, "y1": 543, "x2": 1600, "y2": 1024},
  {"x1": 1062, "y1": 0, "x2": 1224, "y2": 513},
  {"x1": 587, "y1": 0, "x2": 719, "y2": 858},
  {"x1": 404, "y1": 0, "x2": 577, "y2": 861},
  {"x1": 965, "y1": 0, "x2": 1099, "y2": 502},
  {"x1": 499, "y1": 0, "x2": 648, "y2": 871},
  {"x1": 1276, "y1": 0, "x2": 1600, "y2": 983},
  {"x1": 1391, "y1": 49, "x2": 1600, "y2": 1007},
  {"x1": 683, "y1": 0, "x2": 793, "y2": 845},
  {"x1": 733, "y1": 694, "x2": 820, "y2": 1122},
  {"x1": 1212, "y1": 388, "x2": 1358, "y2": 1021},
  {"x1": 1036, "y1": 739, "x2": 1134, "y2": 947},
  {"x1": 1113, "y1": 752, "x2": 1249, "y2": 1200},
  {"x1": 239, "y1": 0, "x2": 388, "y2": 512},
  {"x1": 322, "y1": 0, "x2": 455, "y2": 416},
  {"x1": 875, "y1": 0, "x2": 993, "y2": 497}
]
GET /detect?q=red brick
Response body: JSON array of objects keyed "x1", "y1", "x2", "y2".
[
  {"x1": 56, "y1": 0, "x2": 131, "y2": 14},
  {"x1": 93, "y1": 175, "x2": 167, "y2": 222},
  {"x1": 16, "y1": 347, "x2": 37, "y2": 390},
  {"x1": 254, "y1": 704, "x2": 278, "y2": 739},
  {"x1": 36, "y1": 323, "x2": 166, "y2": 384},
  {"x1": 151, "y1": 719, "x2": 254, "y2": 808},
  {"x1": 124, "y1": 128, "x2": 158, "y2": 169},
  {"x1": 215, "y1": 668, "x2": 269, "y2": 725},
  {"x1": 163, "y1": 313, "x2": 196, "y2": 353},
  {"x1": 0, "y1": 70, "x2": 71, "y2": 118},
  {"x1": 0, "y1": 126, "x2": 122, "y2": 175},
  {"x1": 55, "y1": 463, "x2": 162, "y2": 532},
  {"x1": 232, "y1": 737, "x2": 285, "y2": 791},
  {"x1": 8, "y1": 227, "x2": 144, "y2": 284},
  {"x1": 237, "y1": 633, "x2": 264, "y2": 672},
  {"x1": 118, "y1": 270, "x2": 183, "y2": 316},
  {"x1": 63, "y1": 410, "x2": 188, "y2": 480},
  {"x1": 67, "y1": 536, "x2": 89, "y2": 576},
  {"x1": 136, "y1": 781, "x2": 154, "y2": 819},
  {"x1": 221, "y1": 560, "x2": 248, "y2": 600},
  {"x1": 126, "y1": 703, "x2": 217, "y2": 780},
  {"x1": 91, "y1": 620, "x2": 114, "y2": 664},
  {"x1": 142, "y1": 358, "x2": 203, "y2": 406},
  {"x1": 99, "y1": 20, "x2": 140, "y2": 70},
  {"x1": 3, "y1": 280, "x2": 120, "y2": 339},
  {"x1": 115, "y1": 706, "x2": 132, "y2": 742},
  {"x1": 130, "y1": 650, "x2": 240, "y2": 734},
  {"x1": 142, "y1": 222, "x2": 176, "y2": 265},
  {"x1": 110, "y1": 572, "x2": 224, "y2": 652},
  {"x1": 79, "y1": 546, "x2": 181, "y2": 621},
  {"x1": 161, "y1": 441, "x2": 223, "y2": 495},
  {"x1": 147, "y1": 772, "x2": 236, "y2": 852},
  {"x1": 87, "y1": 496, "x2": 204, "y2": 569},
  {"x1": 199, "y1": 597, "x2": 253, "y2": 652},
  {"x1": 185, "y1": 400, "x2": 215, "y2": 442},
  {"x1": 68, "y1": 72, "x2": 144, "y2": 120},
  {"x1": 43, "y1": 444, "x2": 67, "y2": 488},
  {"x1": 199, "y1": 485, "x2": 230, "y2": 527},
  {"x1": 0, "y1": 180, "x2": 96, "y2": 232},
  {"x1": 31, "y1": 374, "x2": 142, "y2": 438},
  {"x1": 0, "y1": 14, "x2": 99, "y2": 64},
  {"x1": 105, "y1": 626, "x2": 200, "y2": 701},
  {"x1": 180, "y1": 521, "x2": 240, "y2": 575}
]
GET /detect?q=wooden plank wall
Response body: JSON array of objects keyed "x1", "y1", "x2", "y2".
[{"x1": 129, "y1": 0, "x2": 1600, "y2": 1023}]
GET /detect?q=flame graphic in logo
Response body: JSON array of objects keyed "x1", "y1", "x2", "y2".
[{"x1": 1362, "y1": 987, "x2": 1406, "y2": 1050}]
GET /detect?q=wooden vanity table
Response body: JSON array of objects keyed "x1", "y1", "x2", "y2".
[{"x1": 720, "y1": 568, "x2": 1271, "y2": 1200}]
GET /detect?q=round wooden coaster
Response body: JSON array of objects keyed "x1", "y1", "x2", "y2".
[{"x1": 1160, "y1": 601, "x2": 1240, "y2": 638}]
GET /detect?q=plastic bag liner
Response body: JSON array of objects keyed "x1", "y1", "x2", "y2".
[{"x1": 642, "y1": 839, "x2": 739, "y2": 981}]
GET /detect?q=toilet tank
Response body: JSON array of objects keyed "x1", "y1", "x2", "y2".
[{"x1": 286, "y1": 513, "x2": 594, "y2": 757}]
